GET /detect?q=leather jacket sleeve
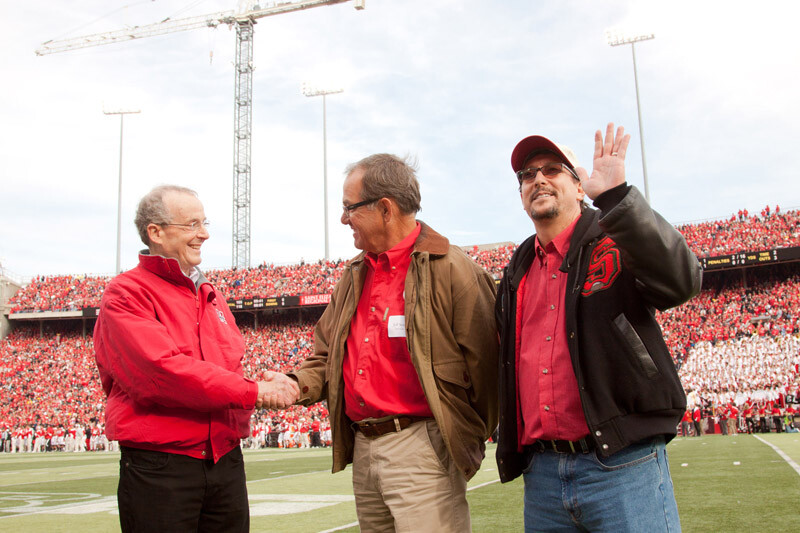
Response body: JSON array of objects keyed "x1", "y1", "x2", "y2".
[{"x1": 596, "y1": 185, "x2": 702, "y2": 311}]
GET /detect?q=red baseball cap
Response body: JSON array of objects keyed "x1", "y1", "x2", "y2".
[{"x1": 511, "y1": 135, "x2": 580, "y2": 173}]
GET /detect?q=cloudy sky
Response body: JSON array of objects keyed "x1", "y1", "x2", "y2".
[{"x1": 2, "y1": 0, "x2": 798, "y2": 279}]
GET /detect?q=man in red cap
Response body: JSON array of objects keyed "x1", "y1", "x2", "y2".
[{"x1": 495, "y1": 124, "x2": 702, "y2": 532}]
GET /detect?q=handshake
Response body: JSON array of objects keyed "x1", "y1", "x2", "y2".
[{"x1": 255, "y1": 371, "x2": 300, "y2": 410}]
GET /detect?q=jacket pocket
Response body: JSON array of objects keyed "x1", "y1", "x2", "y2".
[
  {"x1": 611, "y1": 314, "x2": 660, "y2": 379},
  {"x1": 433, "y1": 359, "x2": 472, "y2": 389}
]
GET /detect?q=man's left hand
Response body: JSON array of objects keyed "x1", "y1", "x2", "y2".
[{"x1": 576, "y1": 123, "x2": 631, "y2": 200}]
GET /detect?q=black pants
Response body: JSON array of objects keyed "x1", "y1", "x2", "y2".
[{"x1": 118, "y1": 446, "x2": 249, "y2": 533}]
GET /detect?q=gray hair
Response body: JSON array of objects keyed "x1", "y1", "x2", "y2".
[
  {"x1": 134, "y1": 185, "x2": 197, "y2": 246},
  {"x1": 345, "y1": 154, "x2": 421, "y2": 215}
]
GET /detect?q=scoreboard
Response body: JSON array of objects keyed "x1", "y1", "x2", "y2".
[
  {"x1": 699, "y1": 246, "x2": 800, "y2": 271},
  {"x1": 227, "y1": 293, "x2": 332, "y2": 311}
]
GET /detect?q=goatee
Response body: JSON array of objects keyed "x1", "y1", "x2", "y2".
[{"x1": 529, "y1": 205, "x2": 559, "y2": 220}]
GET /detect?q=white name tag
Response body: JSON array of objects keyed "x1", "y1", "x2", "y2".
[{"x1": 387, "y1": 315, "x2": 406, "y2": 338}]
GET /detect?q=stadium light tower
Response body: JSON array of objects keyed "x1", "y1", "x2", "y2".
[
  {"x1": 606, "y1": 28, "x2": 654, "y2": 204},
  {"x1": 301, "y1": 83, "x2": 343, "y2": 261},
  {"x1": 103, "y1": 108, "x2": 140, "y2": 274}
]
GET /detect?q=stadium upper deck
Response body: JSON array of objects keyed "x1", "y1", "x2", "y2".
[{"x1": 4, "y1": 206, "x2": 799, "y2": 316}]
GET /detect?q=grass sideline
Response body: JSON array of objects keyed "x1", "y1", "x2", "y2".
[{"x1": 0, "y1": 434, "x2": 798, "y2": 532}]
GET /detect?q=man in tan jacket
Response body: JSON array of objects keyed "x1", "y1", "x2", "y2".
[{"x1": 287, "y1": 153, "x2": 497, "y2": 532}]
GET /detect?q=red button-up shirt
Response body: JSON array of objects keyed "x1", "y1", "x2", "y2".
[
  {"x1": 343, "y1": 223, "x2": 433, "y2": 422},
  {"x1": 517, "y1": 217, "x2": 589, "y2": 443}
]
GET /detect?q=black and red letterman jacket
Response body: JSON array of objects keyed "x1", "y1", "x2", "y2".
[{"x1": 495, "y1": 184, "x2": 702, "y2": 483}]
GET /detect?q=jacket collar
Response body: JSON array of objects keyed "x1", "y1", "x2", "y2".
[
  {"x1": 349, "y1": 220, "x2": 449, "y2": 267},
  {"x1": 412, "y1": 221, "x2": 450, "y2": 255},
  {"x1": 508, "y1": 207, "x2": 601, "y2": 287},
  {"x1": 138, "y1": 250, "x2": 204, "y2": 292},
  {"x1": 560, "y1": 208, "x2": 602, "y2": 273}
]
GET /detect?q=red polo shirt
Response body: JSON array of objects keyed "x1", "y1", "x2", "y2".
[
  {"x1": 343, "y1": 223, "x2": 433, "y2": 422},
  {"x1": 517, "y1": 217, "x2": 589, "y2": 444}
]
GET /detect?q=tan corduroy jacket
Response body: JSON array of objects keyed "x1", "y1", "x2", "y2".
[{"x1": 290, "y1": 222, "x2": 498, "y2": 480}]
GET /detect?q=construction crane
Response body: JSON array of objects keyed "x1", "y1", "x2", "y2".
[{"x1": 36, "y1": 0, "x2": 366, "y2": 269}]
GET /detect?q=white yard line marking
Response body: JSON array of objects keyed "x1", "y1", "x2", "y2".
[
  {"x1": 753, "y1": 435, "x2": 800, "y2": 477},
  {"x1": 467, "y1": 478, "x2": 502, "y2": 491},
  {"x1": 319, "y1": 521, "x2": 359, "y2": 533},
  {"x1": 247, "y1": 469, "x2": 329, "y2": 484}
]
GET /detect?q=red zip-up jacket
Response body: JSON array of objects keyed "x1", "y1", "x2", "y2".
[{"x1": 93, "y1": 253, "x2": 258, "y2": 463}]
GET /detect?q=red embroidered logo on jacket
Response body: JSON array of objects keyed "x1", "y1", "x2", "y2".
[{"x1": 582, "y1": 236, "x2": 621, "y2": 296}]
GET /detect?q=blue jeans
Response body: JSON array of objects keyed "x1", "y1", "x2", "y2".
[{"x1": 522, "y1": 437, "x2": 681, "y2": 532}]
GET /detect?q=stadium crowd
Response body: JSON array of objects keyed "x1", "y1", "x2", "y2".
[
  {"x1": 204, "y1": 259, "x2": 346, "y2": 301},
  {"x1": 0, "y1": 320, "x2": 336, "y2": 452},
  {"x1": 2, "y1": 206, "x2": 800, "y2": 450},
  {"x1": 465, "y1": 243, "x2": 516, "y2": 279},
  {"x1": 677, "y1": 205, "x2": 800, "y2": 258},
  {"x1": 658, "y1": 266, "x2": 800, "y2": 434},
  {"x1": 9, "y1": 206, "x2": 798, "y2": 313},
  {"x1": 657, "y1": 268, "x2": 800, "y2": 365},
  {"x1": 9, "y1": 274, "x2": 107, "y2": 314}
]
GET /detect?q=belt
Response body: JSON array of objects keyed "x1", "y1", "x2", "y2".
[
  {"x1": 353, "y1": 416, "x2": 431, "y2": 439},
  {"x1": 526, "y1": 437, "x2": 594, "y2": 455}
]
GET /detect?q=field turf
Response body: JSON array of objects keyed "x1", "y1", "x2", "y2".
[{"x1": 0, "y1": 434, "x2": 798, "y2": 532}]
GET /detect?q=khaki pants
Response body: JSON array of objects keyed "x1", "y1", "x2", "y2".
[{"x1": 352, "y1": 419, "x2": 470, "y2": 532}]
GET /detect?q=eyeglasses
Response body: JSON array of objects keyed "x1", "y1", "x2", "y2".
[
  {"x1": 342, "y1": 198, "x2": 380, "y2": 217},
  {"x1": 516, "y1": 163, "x2": 578, "y2": 186},
  {"x1": 163, "y1": 220, "x2": 210, "y2": 232}
]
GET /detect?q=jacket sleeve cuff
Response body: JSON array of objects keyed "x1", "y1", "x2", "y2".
[
  {"x1": 246, "y1": 380, "x2": 259, "y2": 409},
  {"x1": 592, "y1": 183, "x2": 630, "y2": 215}
]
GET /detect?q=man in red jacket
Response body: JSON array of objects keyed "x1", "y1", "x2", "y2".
[{"x1": 94, "y1": 185, "x2": 297, "y2": 532}]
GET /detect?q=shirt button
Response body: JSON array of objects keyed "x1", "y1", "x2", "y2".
[
  {"x1": 544, "y1": 405, "x2": 550, "y2": 411},
  {"x1": 364, "y1": 338, "x2": 369, "y2": 342},
  {"x1": 545, "y1": 336, "x2": 551, "y2": 341},
  {"x1": 392, "y1": 266, "x2": 396, "y2": 270},
  {"x1": 201, "y1": 451, "x2": 206, "y2": 456},
  {"x1": 595, "y1": 430, "x2": 602, "y2": 437},
  {"x1": 551, "y1": 274, "x2": 557, "y2": 279},
  {"x1": 359, "y1": 402, "x2": 365, "y2": 407},
  {"x1": 602, "y1": 444, "x2": 609, "y2": 450},
  {"x1": 550, "y1": 304, "x2": 555, "y2": 310},
  {"x1": 358, "y1": 369, "x2": 364, "y2": 375},
  {"x1": 542, "y1": 368, "x2": 548, "y2": 374},
  {"x1": 370, "y1": 306, "x2": 375, "y2": 312}
]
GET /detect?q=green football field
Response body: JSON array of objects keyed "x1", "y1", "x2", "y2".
[{"x1": 0, "y1": 434, "x2": 798, "y2": 532}]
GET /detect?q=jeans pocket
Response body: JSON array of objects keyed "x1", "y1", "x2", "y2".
[
  {"x1": 591, "y1": 441, "x2": 656, "y2": 471},
  {"x1": 521, "y1": 450, "x2": 536, "y2": 474}
]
